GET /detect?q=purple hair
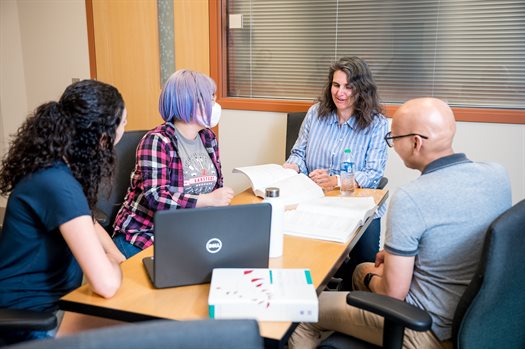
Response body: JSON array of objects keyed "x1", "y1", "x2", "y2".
[{"x1": 159, "y1": 70, "x2": 216, "y2": 126}]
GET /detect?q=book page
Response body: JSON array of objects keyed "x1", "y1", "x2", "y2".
[
  {"x1": 283, "y1": 196, "x2": 377, "y2": 243},
  {"x1": 271, "y1": 173, "x2": 324, "y2": 209},
  {"x1": 298, "y1": 196, "x2": 376, "y2": 220},
  {"x1": 233, "y1": 164, "x2": 298, "y2": 197}
]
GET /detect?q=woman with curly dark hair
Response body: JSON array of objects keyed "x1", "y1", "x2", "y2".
[
  {"x1": 0, "y1": 80, "x2": 127, "y2": 344},
  {"x1": 284, "y1": 56, "x2": 388, "y2": 289}
]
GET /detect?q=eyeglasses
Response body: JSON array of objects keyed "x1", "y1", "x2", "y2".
[{"x1": 384, "y1": 131, "x2": 428, "y2": 148}]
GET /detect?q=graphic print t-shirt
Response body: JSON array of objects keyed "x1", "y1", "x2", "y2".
[{"x1": 175, "y1": 128, "x2": 217, "y2": 194}]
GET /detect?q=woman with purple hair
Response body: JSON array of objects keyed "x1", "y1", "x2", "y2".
[{"x1": 112, "y1": 70, "x2": 233, "y2": 258}]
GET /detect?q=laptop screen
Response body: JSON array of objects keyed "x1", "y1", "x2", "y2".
[{"x1": 145, "y1": 203, "x2": 272, "y2": 288}]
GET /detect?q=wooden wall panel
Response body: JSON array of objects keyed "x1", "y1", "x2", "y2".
[
  {"x1": 91, "y1": 0, "x2": 162, "y2": 130},
  {"x1": 173, "y1": 0, "x2": 210, "y2": 74}
]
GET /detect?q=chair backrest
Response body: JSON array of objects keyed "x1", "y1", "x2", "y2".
[
  {"x1": 95, "y1": 130, "x2": 147, "y2": 231},
  {"x1": 452, "y1": 199, "x2": 525, "y2": 349},
  {"x1": 6, "y1": 319, "x2": 264, "y2": 349},
  {"x1": 285, "y1": 112, "x2": 307, "y2": 160}
]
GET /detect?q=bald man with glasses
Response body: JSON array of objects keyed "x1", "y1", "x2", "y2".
[{"x1": 289, "y1": 98, "x2": 511, "y2": 349}]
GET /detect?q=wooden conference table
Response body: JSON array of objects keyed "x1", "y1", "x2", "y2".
[{"x1": 59, "y1": 188, "x2": 388, "y2": 347}]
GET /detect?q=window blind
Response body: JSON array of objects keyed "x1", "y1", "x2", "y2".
[{"x1": 226, "y1": 0, "x2": 525, "y2": 109}]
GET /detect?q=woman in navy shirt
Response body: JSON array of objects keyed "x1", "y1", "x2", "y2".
[{"x1": 0, "y1": 80, "x2": 127, "y2": 344}]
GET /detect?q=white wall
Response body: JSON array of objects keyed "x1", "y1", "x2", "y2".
[
  {"x1": 0, "y1": 0, "x2": 90, "y2": 152},
  {"x1": 0, "y1": 0, "x2": 28, "y2": 155},
  {"x1": 0, "y1": 0, "x2": 90, "y2": 206},
  {"x1": 219, "y1": 110, "x2": 525, "y2": 207},
  {"x1": 219, "y1": 109, "x2": 288, "y2": 194},
  {"x1": 16, "y1": 0, "x2": 90, "y2": 111}
]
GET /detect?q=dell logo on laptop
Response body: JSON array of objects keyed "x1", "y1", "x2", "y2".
[{"x1": 206, "y1": 238, "x2": 222, "y2": 254}]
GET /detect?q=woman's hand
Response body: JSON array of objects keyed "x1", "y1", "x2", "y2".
[
  {"x1": 197, "y1": 187, "x2": 234, "y2": 207},
  {"x1": 283, "y1": 162, "x2": 300, "y2": 173},
  {"x1": 309, "y1": 169, "x2": 337, "y2": 191}
]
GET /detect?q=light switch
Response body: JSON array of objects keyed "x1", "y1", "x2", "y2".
[{"x1": 229, "y1": 14, "x2": 243, "y2": 29}]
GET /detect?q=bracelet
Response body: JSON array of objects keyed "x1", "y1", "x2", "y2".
[{"x1": 363, "y1": 272, "x2": 380, "y2": 290}]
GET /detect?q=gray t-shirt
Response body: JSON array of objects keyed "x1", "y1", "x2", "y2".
[
  {"x1": 384, "y1": 153, "x2": 511, "y2": 341},
  {"x1": 174, "y1": 128, "x2": 217, "y2": 195}
]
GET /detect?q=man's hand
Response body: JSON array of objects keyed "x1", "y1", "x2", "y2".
[{"x1": 375, "y1": 250, "x2": 385, "y2": 267}]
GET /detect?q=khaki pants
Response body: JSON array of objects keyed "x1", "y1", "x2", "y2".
[{"x1": 289, "y1": 263, "x2": 451, "y2": 349}]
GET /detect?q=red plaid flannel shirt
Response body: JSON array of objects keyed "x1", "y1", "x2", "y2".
[{"x1": 113, "y1": 123, "x2": 223, "y2": 250}]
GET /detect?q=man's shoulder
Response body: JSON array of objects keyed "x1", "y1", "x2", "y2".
[
  {"x1": 394, "y1": 159, "x2": 510, "y2": 208},
  {"x1": 430, "y1": 160, "x2": 509, "y2": 186},
  {"x1": 471, "y1": 161, "x2": 507, "y2": 175},
  {"x1": 418, "y1": 159, "x2": 506, "y2": 181}
]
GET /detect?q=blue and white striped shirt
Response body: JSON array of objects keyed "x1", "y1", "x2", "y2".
[{"x1": 286, "y1": 103, "x2": 388, "y2": 217}]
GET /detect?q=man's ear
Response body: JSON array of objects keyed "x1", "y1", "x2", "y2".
[{"x1": 413, "y1": 135, "x2": 424, "y2": 152}]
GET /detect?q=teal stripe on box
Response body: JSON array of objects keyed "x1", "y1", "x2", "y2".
[
  {"x1": 209, "y1": 305, "x2": 215, "y2": 318},
  {"x1": 304, "y1": 270, "x2": 313, "y2": 284},
  {"x1": 269, "y1": 270, "x2": 273, "y2": 284}
]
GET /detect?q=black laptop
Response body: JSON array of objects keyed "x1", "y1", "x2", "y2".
[{"x1": 143, "y1": 203, "x2": 272, "y2": 288}]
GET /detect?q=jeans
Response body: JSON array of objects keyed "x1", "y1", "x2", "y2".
[
  {"x1": 335, "y1": 218, "x2": 381, "y2": 290},
  {"x1": 113, "y1": 233, "x2": 142, "y2": 259},
  {"x1": 289, "y1": 264, "x2": 448, "y2": 349}
]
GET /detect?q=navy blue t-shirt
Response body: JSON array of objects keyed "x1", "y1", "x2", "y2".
[{"x1": 0, "y1": 162, "x2": 91, "y2": 312}]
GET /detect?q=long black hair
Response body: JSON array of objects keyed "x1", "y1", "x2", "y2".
[
  {"x1": 318, "y1": 56, "x2": 383, "y2": 130},
  {"x1": 0, "y1": 79, "x2": 125, "y2": 210}
]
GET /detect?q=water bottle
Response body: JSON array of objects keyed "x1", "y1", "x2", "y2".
[
  {"x1": 340, "y1": 149, "x2": 355, "y2": 196},
  {"x1": 264, "y1": 187, "x2": 284, "y2": 258}
]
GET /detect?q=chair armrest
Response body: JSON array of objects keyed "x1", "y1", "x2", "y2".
[
  {"x1": 377, "y1": 177, "x2": 388, "y2": 190},
  {"x1": 0, "y1": 308, "x2": 57, "y2": 331},
  {"x1": 346, "y1": 291, "x2": 432, "y2": 332}
]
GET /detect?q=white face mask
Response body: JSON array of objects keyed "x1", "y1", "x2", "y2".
[{"x1": 209, "y1": 102, "x2": 222, "y2": 128}]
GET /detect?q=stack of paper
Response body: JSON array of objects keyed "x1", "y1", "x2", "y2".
[{"x1": 208, "y1": 268, "x2": 318, "y2": 322}]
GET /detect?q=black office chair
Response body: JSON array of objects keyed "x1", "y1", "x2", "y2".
[
  {"x1": 286, "y1": 112, "x2": 388, "y2": 190},
  {"x1": 286, "y1": 112, "x2": 308, "y2": 160},
  {"x1": 3, "y1": 319, "x2": 264, "y2": 349},
  {"x1": 94, "y1": 130, "x2": 147, "y2": 231},
  {"x1": 318, "y1": 199, "x2": 525, "y2": 349},
  {"x1": 0, "y1": 308, "x2": 57, "y2": 346},
  {"x1": 0, "y1": 225, "x2": 57, "y2": 345}
]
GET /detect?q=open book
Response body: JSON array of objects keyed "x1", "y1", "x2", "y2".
[
  {"x1": 284, "y1": 196, "x2": 377, "y2": 243},
  {"x1": 233, "y1": 164, "x2": 324, "y2": 209}
]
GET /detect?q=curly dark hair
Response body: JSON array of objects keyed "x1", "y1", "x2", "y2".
[
  {"x1": 318, "y1": 56, "x2": 383, "y2": 130},
  {"x1": 0, "y1": 79, "x2": 124, "y2": 211}
]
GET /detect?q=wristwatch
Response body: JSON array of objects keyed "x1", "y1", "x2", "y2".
[{"x1": 364, "y1": 272, "x2": 379, "y2": 290}]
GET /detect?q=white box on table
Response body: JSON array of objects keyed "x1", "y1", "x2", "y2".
[{"x1": 208, "y1": 268, "x2": 318, "y2": 322}]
